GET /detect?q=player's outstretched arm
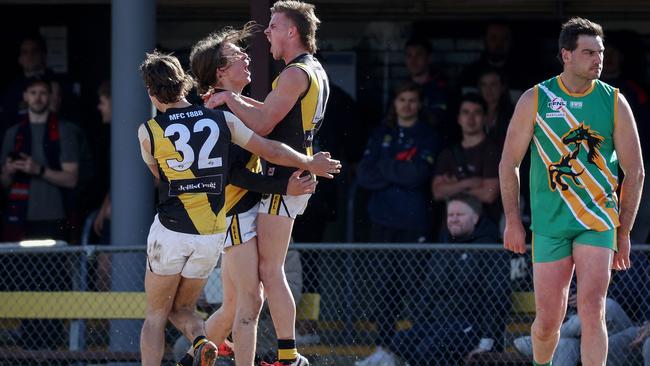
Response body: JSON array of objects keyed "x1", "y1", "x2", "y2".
[
  {"x1": 247, "y1": 136, "x2": 340, "y2": 179},
  {"x1": 230, "y1": 165, "x2": 316, "y2": 196},
  {"x1": 613, "y1": 92, "x2": 645, "y2": 271},
  {"x1": 225, "y1": 112, "x2": 341, "y2": 179},
  {"x1": 205, "y1": 67, "x2": 308, "y2": 136},
  {"x1": 499, "y1": 87, "x2": 536, "y2": 254}
]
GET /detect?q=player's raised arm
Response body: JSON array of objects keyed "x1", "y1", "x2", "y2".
[
  {"x1": 205, "y1": 67, "x2": 308, "y2": 136},
  {"x1": 224, "y1": 112, "x2": 340, "y2": 178},
  {"x1": 499, "y1": 87, "x2": 536, "y2": 254}
]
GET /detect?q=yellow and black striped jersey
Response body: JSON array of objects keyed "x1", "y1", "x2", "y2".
[
  {"x1": 265, "y1": 53, "x2": 330, "y2": 180},
  {"x1": 143, "y1": 105, "x2": 232, "y2": 235},
  {"x1": 211, "y1": 97, "x2": 288, "y2": 216}
]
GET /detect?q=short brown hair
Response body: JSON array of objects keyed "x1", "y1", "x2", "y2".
[
  {"x1": 271, "y1": 0, "x2": 321, "y2": 54},
  {"x1": 447, "y1": 192, "x2": 483, "y2": 217},
  {"x1": 24, "y1": 76, "x2": 52, "y2": 93},
  {"x1": 558, "y1": 17, "x2": 604, "y2": 64},
  {"x1": 189, "y1": 22, "x2": 257, "y2": 95},
  {"x1": 384, "y1": 81, "x2": 423, "y2": 127},
  {"x1": 139, "y1": 51, "x2": 194, "y2": 104}
]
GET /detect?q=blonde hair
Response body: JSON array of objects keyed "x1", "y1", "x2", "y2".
[{"x1": 271, "y1": 0, "x2": 321, "y2": 54}]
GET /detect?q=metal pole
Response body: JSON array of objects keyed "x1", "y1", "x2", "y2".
[
  {"x1": 250, "y1": 0, "x2": 272, "y2": 101},
  {"x1": 110, "y1": 0, "x2": 155, "y2": 364}
]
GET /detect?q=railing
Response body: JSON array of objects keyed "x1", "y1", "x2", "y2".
[{"x1": 0, "y1": 243, "x2": 648, "y2": 365}]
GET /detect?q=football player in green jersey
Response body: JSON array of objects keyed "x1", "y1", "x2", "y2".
[{"x1": 499, "y1": 18, "x2": 644, "y2": 366}]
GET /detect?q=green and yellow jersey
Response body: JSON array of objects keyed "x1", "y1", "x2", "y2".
[{"x1": 530, "y1": 76, "x2": 620, "y2": 237}]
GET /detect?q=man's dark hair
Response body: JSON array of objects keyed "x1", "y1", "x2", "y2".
[
  {"x1": 447, "y1": 192, "x2": 483, "y2": 217},
  {"x1": 459, "y1": 92, "x2": 487, "y2": 114},
  {"x1": 557, "y1": 17, "x2": 604, "y2": 64},
  {"x1": 139, "y1": 50, "x2": 194, "y2": 104},
  {"x1": 478, "y1": 66, "x2": 508, "y2": 86},
  {"x1": 24, "y1": 76, "x2": 52, "y2": 93},
  {"x1": 383, "y1": 81, "x2": 423, "y2": 127},
  {"x1": 405, "y1": 36, "x2": 432, "y2": 54}
]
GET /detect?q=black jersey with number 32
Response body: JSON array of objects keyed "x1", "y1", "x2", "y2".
[
  {"x1": 144, "y1": 106, "x2": 231, "y2": 235},
  {"x1": 265, "y1": 53, "x2": 329, "y2": 180}
]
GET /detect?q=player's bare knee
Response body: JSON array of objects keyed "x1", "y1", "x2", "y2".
[
  {"x1": 258, "y1": 263, "x2": 283, "y2": 285},
  {"x1": 532, "y1": 317, "x2": 562, "y2": 339},
  {"x1": 577, "y1": 300, "x2": 606, "y2": 325},
  {"x1": 144, "y1": 311, "x2": 169, "y2": 328},
  {"x1": 242, "y1": 288, "x2": 264, "y2": 313},
  {"x1": 171, "y1": 301, "x2": 195, "y2": 315}
]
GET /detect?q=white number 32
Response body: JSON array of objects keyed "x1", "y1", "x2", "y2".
[{"x1": 164, "y1": 118, "x2": 223, "y2": 172}]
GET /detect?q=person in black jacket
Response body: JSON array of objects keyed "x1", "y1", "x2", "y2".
[
  {"x1": 357, "y1": 81, "x2": 440, "y2": 242},
  {"x1": 389, "y1": 193, "x2": 511, "y2": 365},
  {"x1": 355, "y1": 81, "x2": 441, "y2": 366}
]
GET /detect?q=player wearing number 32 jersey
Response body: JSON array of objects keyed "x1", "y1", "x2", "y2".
[{"x1": 136, "y1": 51, "x2": 340, "y2": 366}]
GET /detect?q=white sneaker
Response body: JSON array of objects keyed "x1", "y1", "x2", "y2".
[
  {"x1": 513, "y1": 336, "x2": 533, "y2": 356},
  {"x1": 354, "y1": 347, "x2": 397, "y2": 366}
]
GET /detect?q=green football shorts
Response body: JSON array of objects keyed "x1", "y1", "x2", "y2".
[{"x1": 532, "y1": 229, "x2": 617, "y2": 263}]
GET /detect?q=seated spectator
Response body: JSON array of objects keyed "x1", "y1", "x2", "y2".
[
  {"x1": 374, "y1": 193, "x2": 509, "y2": 365},
  {"x1": 477, "y1": 67, "x2": 514, "y2": 148},
  {"x1": 441, "y1": 192, "x2": 500, "y2": 243},
  {"x1": 432, "y1": 93, "x2": 501, "y2": 223},
  {"x1": 403, "y1": 36, "x2": 450, "y2": 129},
  {"x1": 357, "y1": 81, "x2": 440, "y2": 242},
  {"x1": 354, "y1": 81, "x2": 440, "y2": 366}
]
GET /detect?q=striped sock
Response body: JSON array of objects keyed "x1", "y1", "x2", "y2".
[
  {"x1": 278, "y1": 339, "x2": 298, "y2": 364},
  {"x1": 193, "y1": 335, "x2": 208, "y2": 350}
]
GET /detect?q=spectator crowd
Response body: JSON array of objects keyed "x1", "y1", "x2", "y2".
[{"x1": 2, "y1": 21, "x2": 650, "y2": 365}]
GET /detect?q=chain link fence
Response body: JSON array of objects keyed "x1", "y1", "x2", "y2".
[{"x1": 0, "y1": 243, "x2": 648, "y2": 365}]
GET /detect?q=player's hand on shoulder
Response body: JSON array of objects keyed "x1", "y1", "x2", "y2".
[
  {"x1": 286, "y1": 169, "x2": 317, "y2": 196},
  {"x1": 309, "y1": 151, "x2": 341, "y2": 179},
  {"x1": 205, "y1": 91, "x2": 231, "y2": 109}
]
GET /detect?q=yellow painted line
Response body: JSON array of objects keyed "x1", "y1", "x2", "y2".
[
  {"x1": 0, "y1": 292, "x2": 146, "y2": 319},
  {"x1": 512, "y1": 291, "x2": 536, "y2": 314}
]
